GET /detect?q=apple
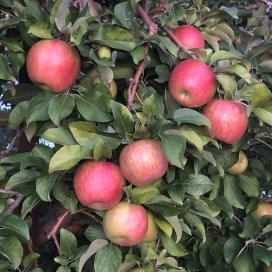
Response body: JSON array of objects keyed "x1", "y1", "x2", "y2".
[
  {"x1": 203, "y1": 99, "x2": 249, "y2": 144},
  {"x1": 119, "y1": 139, "x2": 169, "y2": 186},
  {"x1": 172, "y1": 25, "x2": 205, "y2": 49},
  {"x1": 74, "y1": 160, "x2": 125, "y2": 210},
  {"x1": 93, "y1": 76, "x2": 117, "y2": 98},
  {"x1": 98, "y1": 46, "x2": 112, "y2": 59},
  {"x1": 26, "y1": 39, "x2": 80, "y2": 93},
  {"x1": 168, "y1": 59, "x2": 217, "y2": 108},
  {"x1": 103, "y1": 201, "x2": 148, "y2": 246},
  {"x1": 255, "y1": 202, "x2": 272, "y2": 218},
  {"x1": 226, "y1": 150, "x2": 248, "y2": 174},
  {"x1": 141, "y1": 211, "x2": 158, "y2": 243}
]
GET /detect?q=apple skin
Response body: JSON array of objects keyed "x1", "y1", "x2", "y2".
[
  {"x1": 26, "y1": 39, "x2": 81, "y2": 93},
  {"x1": 119, "y1": 139, "x2": 169, "y2": 186},
  {"x1": 74, "y1": 161, "x2": 125, "y2": 210},
  {"x1": 255, "y1": 202, "x2": 272, "y2": 218},
  {"x1": 226, "y1": 150, "x2": 248, "y2": 174},
  {"x1": 141, "y1": 211, "x2": 158, "y2": 243},
  {"x1": 98, "y1": 46, "x2": 112, "y2": 59},
  {"x1": 103, "y1": 201, "x2": 148, "y2": 246},
  {"x1": 203, "y1": 99, "x2": 249, "y2": 144},
  {"x1": 168, "y1": 59, "x2": 217, "y2": 108},
  {"x1": 172, "y1": 25, "x2": 205, "y2": 49}
]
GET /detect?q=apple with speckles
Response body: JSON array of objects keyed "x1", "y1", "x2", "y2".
[
  {"x1": 26, "y1": 39, "x2": 80, "y2": 93},
  {"x1": 74, "y1": 161, "x2": 125, "y2": 210},
  {"x1": 168, "y1": 59, "x2": 217, "y2": 108},
  {"x1": 203, "y1": 99, "x2": 249, "y2": 144}
]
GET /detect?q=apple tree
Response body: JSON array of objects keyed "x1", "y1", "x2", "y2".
[{"x1": 0, "y1": 0, "x2": 272, "y2": 271}]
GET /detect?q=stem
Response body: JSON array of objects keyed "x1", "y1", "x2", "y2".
[
  {"x1": 78, "y1": 209, "x2": 102, "y2": 224},
  {"x1": 53, "y1": 234, "x2": 62, "y2": 256},
  {"x1": 0, "y1": 189, "x2": 23, "y2": 215}
]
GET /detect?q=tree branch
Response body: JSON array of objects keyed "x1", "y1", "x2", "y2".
[{"x1": 0, "y1": 189, "x2": 23, "y2": 215}]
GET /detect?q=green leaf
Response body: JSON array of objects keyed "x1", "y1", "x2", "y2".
[
  {"x1": 253, "y1": 107, "x2": 272, "y2": 126},
  {"x1": 225, "y1": 64, "x2": 251, "y2": 83},
  {"x1": 130, "y1": 46, "x2": 146, "y2": 64},
  {"x1": 36, "y1": 173, "x2": 59, "y2": 202},
  {"x1": 78, "y1": 240, "x2": 108, "y2": 272},
  {"x1": 1, "y1": 38, "x2": 24, "y2": 53},
  {"x1": 173, "y1": 108, "x2": 211, "y2": 127},
  {"x1": 23, "y1": 253, "x2": 40, "y2": 271},
  {"x1": 21, "y1": 193, "x2": 41, "y2": 219},
  {"x1": 155, "y1": 64, "x2": 170, "y2": 83},
  {"x1": 238, "y1": 173, "x2": 259, "y2": 197},
  {"x1": 42, "y1": 127, "x2": 76, "y2": 146},
  {"x1": 143, "y1": 94, "x2": 164, "y2": 117},
  {"x1": 165, "y1": 216, "x2": 182, "y2": 243},
  {"x1": 94, "y1": 244, "x2": 122, "y2": 272},
  {"x1": 114, "y1": 2, "x2": 133, "y2": 28},
  {"x1": 9, "y1": 52, "x2": 25, "y2": 75},
  {"x1": 0, "y1": 215, "x2": 30, "y2": 243},
  {"x1": 85, "y1": 225, "x2": 108, "y2": 242},
  {"x1": 185, "y1": 212, "x2": 206, "y2": 242},
  {"x1": 5, "y1": 169, "x2": 40, "y2": 190},
  {"x1": 54, "y1": 0, "x2": 71, "y2": 32},
  {"x1": 0, "y1": 166, "x2": 6, "y2": 181},
  {"x1": 60, "y1": 229, "x2": 77, "y2": 256},
  {"x1": 48, "y1": 94, "x2": 75, "y2": 126},
  {"x1": 131, "y1": 185, "x2": 160, "y2": 204},
  {"x1": 89, "y1": 24, "x2": 137, "y2": 51},
  {"x1": 28, "y1": 21, "x2": 53, "y2": 39},
  {"x1": 220, "y1": 6, "x2": 238, "y2": 19},
  {"x1": 185, "y1": 175, "x2": 214, "y2": 196},
  {"x1": 111, "y1": 101, "x2": 135, "y2": 137},
  {"x1": 214, "y1": 196, "x2": 233, "y2": 218},
  {"x1": 161, "y1": 234, "x2": 188, "y2": 257},
  {"x1": 93, "y1": 139, "x2": 112, "y2": 161},
  {"x1": 31, "y1": 144, "x2": 53, "y2": 164},
  {"x1": 49, "y1": 145, "x2": 91, "y2": 173},
  {"x1": 223, "y1": 175, "x2": 244, "y2": 209},
  {"x1": 239, "y1": 215, "x2": 259, "y2": 238},
  {"x1": 224, "y1": 235, "x2": 244, "y2": 264},
  {"x1": 234, "y1": 251, "x2": 255, "y2": 272},
  {"x1": 210, "y1": 50, "x2": 241, "y2": 64},
  {"x1": 52, "y1": 182, "x2": 78, "y2": 214},
  {"x1": 76, "y1": 92, "x2": 112, "y2": 122},
  {"x1": 160, "y1": 131, "x2": 186, "y2": 168},
  {"x1": 216, "y1": 74, "x2": 237, "y2": 98},
  {"x1": 154, "y1": 217, "x2": 173, "y2": 237},
  {"x1": 0, "y1": 55, "x2": 16, "y2": 81},
  {"x1": 0, "y1": 236, "x2": 23, "y2": 269},
  {"x1": 56, "y1": 266, "x2": 71, "y2": 272},
  {"x1": 26, "y1": 92, "x2": 54, "y2": 125}
]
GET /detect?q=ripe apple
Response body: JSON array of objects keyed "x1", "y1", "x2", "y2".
[
  {"x1": 98, "y1": 46, "x2": 112, "y2": 59},
  {"x1": 119, "y1": 139, "x2": 169, "y2": 186},
  {"x1": 103, "y1": 201, "x2": 148, "y2": 246},
  {"x1": 226, "y1": 150, "x2": 248, "y2": 175},
  {"x1": 74, "y1": 160, "x2": 125, "y2": 210},
  {"x1": 141, "y1": 211, "x2": 158, "y2": 243},
  {"x1": 203, "y1": 99, "x2": 249, "y2": 144},
  {"x1": 172, "y1": 25, "x2": 205, "y2": 49},
  {"x1": 255, "y1": 202, "x2": 272, "y2": 218},
  {"x1": 168, "y1": 59, "x2": 217, "y2": 108},
  {"x1": 26, "y1": 39, "x2": 81, "y2": 93}
]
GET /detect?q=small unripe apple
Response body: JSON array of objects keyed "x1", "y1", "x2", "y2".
[
  {"x1": 119, "y1": 139, "x2": 169, "y2": 186},
  {"x1": 74, "y1": 161, "x2": 125, "y2": 210},
  {"x1": 203, "y1": 99, "x2": 249, "y2": 144},
  {"x1": 168, "y1": 59, "x2": 217, "y2": 108},
  {"x1": 141, "y1": 211, "x2": 158, "y2": 243},
  {"x1": 98, "y1": 46, "x2": 112, "y2": 59},
  {"x1": 26, "y1": 39, "x2": 81, "y2": 93},
  {"x1": 255, "y1": 202, "x2": 272, "y2": 218},
  {"x1": 226, "y1": 150, "x2": 248, "y2": 174},
  {"x1": 172, "y1": 25, "x2": 205, "y2": 49},
  {"x1": 103, "y1": 202, "x2": 148, "y2": 246}
]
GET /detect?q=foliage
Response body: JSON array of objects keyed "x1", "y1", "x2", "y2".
[{"x1": 0, "y1": 0, "x2": 272, "y2": 271}]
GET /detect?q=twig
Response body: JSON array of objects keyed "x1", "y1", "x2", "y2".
[
  {"x1": 0, "y1": 189, "x2": 23, "y2": 215},
  {"x1": 78, "y1": 209, "x2": 102, "y2": 224},
  {"x1": 47, "y1": 210, "x2": 70, "y2": 240},
  {"x1": 0, "y1": 128, "x2": 24, "y2": 160},
  {"x1": 127, "y1": 4, "x2": 158, "y2": 110},
  {"x1": 53, "y1": 234, "x2": 62, "y2": 256},
  {"x1": 238, "y1": 0, "x2": 272, "y2": 12}
]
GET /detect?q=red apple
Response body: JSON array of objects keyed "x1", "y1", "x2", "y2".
[
  {"x1": 172, "y1": 25, "x2": 205, "y2": 49},
  {"x1": 168, "y1": 59, "x2": 217, "y2": 108},
  {"x1": 255, "y1": 202, "x2": 272, "y2": 218},
  {"x1": 26, "y1": 39, "x2": 81, "y2": 93},
  {"x1": 103, "y1": 201, "x2": 148, "y2": 246},
  {"x1": 74, "y1": 161, "x2": 125, "y2": 210},
  {"x1": 203, "y1": 99, "x2": 249, "y2": 144},
  {"x1": 119, "y1": 139, "x2": 169, "y2": 186}
]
